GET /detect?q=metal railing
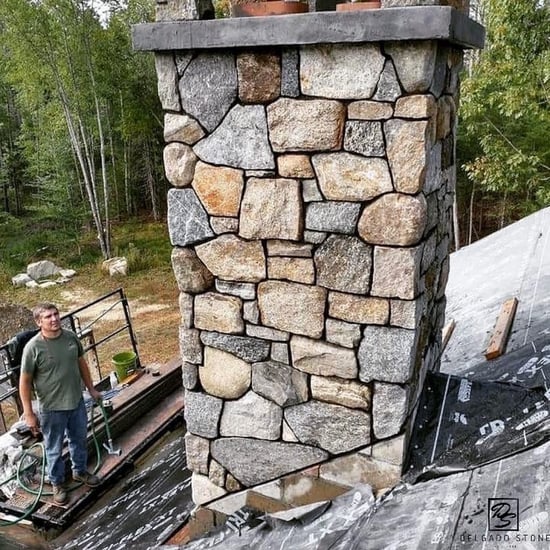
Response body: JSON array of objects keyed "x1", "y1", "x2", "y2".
[{"x1": 0, "y1": 288, "x2": 140, "y2": 433}]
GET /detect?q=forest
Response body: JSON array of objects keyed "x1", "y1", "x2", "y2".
[{"x1": 0, "y1": 0, "x2": 548, "y2": 274}]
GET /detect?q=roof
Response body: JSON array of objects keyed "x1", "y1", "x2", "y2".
[{"x1": 442, "y1": 206, "x2": 550, "y2": 377}]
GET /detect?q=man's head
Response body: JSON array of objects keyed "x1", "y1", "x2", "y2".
[{"x1": 33, "y1": 303, "x2": 61, "y2": 337}]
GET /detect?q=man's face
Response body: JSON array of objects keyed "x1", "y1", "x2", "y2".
[{"x1": 38, "y1": 308, "x2": 61, "y2": 333}]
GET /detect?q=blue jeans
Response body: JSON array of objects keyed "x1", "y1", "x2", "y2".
[{"x1": 40, "y1": 399, "x2": 88, "y2": 486}]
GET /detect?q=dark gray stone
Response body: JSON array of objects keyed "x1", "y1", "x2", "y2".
[
  {"x1": 281, "y1": 48, "x2": 300, "y2": 98},
  {"x1": 344, "y1": 121, "x2": 385, "y2": 157},
  {"x1": 179, "y1": 52, "x2": 237, "y2": 131},
  {"x1": 184, "y1": 390, "x2": 223, "y2": 438},
  {"x1": 211, "y1": 438, "x2": 328, "y2": 486},
  {"x1": 252, "y1": 360, "x2": 308, "y2": 407},
  {"x1": 358, "y1": 326, "x2": 417, "y2": 384},
  {"x1": 200, "y1": 331, "x2": 270, "y2": 362},
  {"x1": 285, "y1": 401, "x2": 371, "y2": 454},
  {"x1": 167, "y1": 188, "x2": 213, "y2": 246},
  {"x1": 175, "y1": 52, "x2": 192, "y2": 76},
  {"x1": 372, "y1": 59, "x2": 402, "y2": 102},
  {"x1": 315, "y1": 234, "x2": 372, "y2": 294},
  {"x1": 430, "y1": 43, "x2": 448, "y2": 98},
  {"x1": 194, "y1": 105, "x2": 274, "y2": 170},
  {"x1": 305, "y1": 202, "x2": 361, "y2": 234},
  {"x1": 182, "y1": 361, "x2": 198, "y2": 390}
]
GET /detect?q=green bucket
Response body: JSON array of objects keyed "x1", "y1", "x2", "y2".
[{"x1": 111, "y1": 351, "x2": 137, "y2": 382}]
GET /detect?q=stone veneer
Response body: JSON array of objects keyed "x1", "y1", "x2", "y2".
[{"x1": 133, "y1": 5, "x2": 484, "y2": 505}]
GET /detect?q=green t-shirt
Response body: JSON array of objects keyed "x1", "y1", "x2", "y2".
[{"x1": 21, "y1": 329, "x2": 84, "y2": 411}]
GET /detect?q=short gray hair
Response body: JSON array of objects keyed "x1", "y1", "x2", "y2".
[{"x1": 32, "y1": 302, "x2": 59, "y2": 322}]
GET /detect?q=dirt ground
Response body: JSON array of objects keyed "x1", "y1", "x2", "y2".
[{"x1": 1, "y1": 272, "x2": 181, "y2": 378}]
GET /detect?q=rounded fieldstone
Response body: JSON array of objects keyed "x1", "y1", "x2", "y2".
[{"x1": 358, "y1": 193, "x2": 427, "y2": 246}]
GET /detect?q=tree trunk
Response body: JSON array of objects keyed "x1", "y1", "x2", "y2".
[
  {"x1": 468, "y1": 182, "x2": 475, "y2": 245},
  {"x1": 453, "y1": 195, "x2": 460, "y2": 251},
  {"x1": 145, "y1": 140, "x2": 159, "y2": 221}
]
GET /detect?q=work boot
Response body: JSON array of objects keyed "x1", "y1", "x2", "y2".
[
  {"x1": 73, "y1": 471, "x2": 101, "y2": 487},
  {"x1": 52, "y1": 485, "x2": 68, "y2": 505}
]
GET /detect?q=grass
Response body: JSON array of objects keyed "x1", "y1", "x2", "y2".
[{"x1": 0, "y1": 217, "x2": 181, "y2": 374}]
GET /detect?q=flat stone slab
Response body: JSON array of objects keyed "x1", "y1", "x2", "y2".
[
  {"x1": 133, "y1": 8, "x2": 485, "y2": 52},
  {"x1": 211, "y1": 438, "x2": 328, "y2": 486}
]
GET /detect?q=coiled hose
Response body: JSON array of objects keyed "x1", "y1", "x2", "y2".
[{"x1": 0, "y1": 400, "x2": 112, "y2": 527}]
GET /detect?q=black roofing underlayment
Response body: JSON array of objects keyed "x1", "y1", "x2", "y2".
[
  {"x1": 52, "y1": 432, "x2": 193, "y2": 550},
  {"x1": 406, "y1": 336, "x2": 550, "y2": 481}
]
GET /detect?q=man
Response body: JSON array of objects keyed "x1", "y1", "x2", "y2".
[{"x1": 19, "y1": 302, "x2": 102, "y2": 505}]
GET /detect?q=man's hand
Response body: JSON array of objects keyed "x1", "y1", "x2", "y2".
[
  {"x1": 25, "y1": 411, "x2": 41, "y2": 437},
  {"x1": 89, "y1": 388, "x2": 103, "y2": 403}
]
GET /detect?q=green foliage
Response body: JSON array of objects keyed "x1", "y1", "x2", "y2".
[
  {"x1": 0, "y1": 0, "x2": 165, "y2": 251},
  {"x1": 0, "y1": 218, "x2": 171, "y2": 292},
  {"x1": 112, "y1": 221, "x2": 172, "y2": 273},
  {"x1": 458, "y1": 0, "x2": 550, "y2": 229}
]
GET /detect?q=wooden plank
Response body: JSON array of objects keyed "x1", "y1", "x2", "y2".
[
  {"x1": 485, "y1": 297, "x2": 518, "y2": 360},
  {"x1": 441, "y1": 319, "x2": 456, "y2": 351}
]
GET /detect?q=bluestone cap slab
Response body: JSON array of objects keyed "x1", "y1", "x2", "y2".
[{"x1": 132, "y1": 6, "x2": 485, "y2": 52}]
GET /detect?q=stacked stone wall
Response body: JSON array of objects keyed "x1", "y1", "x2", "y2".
[{"x1": 158, "y1": 40, "x2": 462, "y2": 503}]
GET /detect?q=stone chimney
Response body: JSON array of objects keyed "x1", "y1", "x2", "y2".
[{"x1": 133, "y1": 3, "x2": 484, "y2": 505}]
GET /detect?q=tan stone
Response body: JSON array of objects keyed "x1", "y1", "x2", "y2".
[
  {"x1": 200, "y1": 346, "x2": 251, "y2": 399},
  {"x1": 358, "y1": 193, "x2": 427, "y2": 246},
  {"x1": 319, "y1": 454, "x2": 400, "y2": 493},
  {"x1": 185, "y1": 433, "x2": 210, "y2": 475},
  {"x1": 277, "y1": 154, "x2": 314, "y2": 178},
  {"x1": 311, "y1": 376, "x2": 371, "y2": 409},
  {"x1": 179, "y1": 292, "x2": 194, "y2": 328},
  {"x1": 371, "y1": 246, "x2": 423, "y2": 299},
  {"x1": 325, "y1": 318, "x2": 361, "y2": 349},
  {"x1": 237, "y1": 52, "x2": 281, "y2": 103},
  {"x1": 209, "y1": 460, "x2": 226, "y2": 488},
  {"x1": 328, "y1": 292, "x2": 389, "y2": 325},
  {"x1": 192, "y1": 473, "x2": 228, "y2": 506},
  {"x1": 394, "y1": 95, "x2": 436, "y2": 119},
  {"x1": 267, "y1": 257, "x2": 314, "y2": 284},
  {"x1": 210, "y1": 217, "x2": 239, "y2": 235},
  {"x1": 163, "y1": 143, "x2": 198, "y2": 187},
  {"x1": 258, "y1": 281, "x2": 326, "y2": 338},
  {"x1": 194, "y1": 292, "x2": 243, "y2": 333},
  {"x1": 164, "y1": 113, "x2": 205, "y2": 144},
  {"x1": 267, "y1": 98, "x2": 345, "y2": 152},
  {"x1": 385, "y1": 119, "x2": 429, "y2": 194},
  {"x1": 348, "y1": 101, "x2": 393, "y2": 120},
  {"x1": 290, "y1": 336, "x2": 357, "y2": 378},
  {"x1": 171, "y1": 247, "x2": 214, "y2": 294},
  {"x1": 191, "y1": 162, "x2": 244, "y2": 216},
  {"x1": 266, "y1": 240, "x2": 313, "y2": 257},
  {"x1": 239, "y1": 178, "x2": 302, "y2": 240},
  {"x1": 300, "y1": 44, "x2": 385, "y2": 99},
  {"x1": 312, "y1": 153, "x2": 392, "y2": 201},
  {"x1": 195, "y1": 234, "x2": 266, "y2": 282},
  {"x1": 386, "y1": 41, "x2": 437, "y2": 93},
  {"x1": 370, "y1": 434, "x2": 407, "y2": 466}
]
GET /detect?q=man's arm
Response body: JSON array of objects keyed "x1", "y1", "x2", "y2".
[
  {"x1": 19, "y1": 372, "x2": 40, "y2": 436},
  {"x1": 78, "y1": 356, "x2": 102, "y2": 402}
]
